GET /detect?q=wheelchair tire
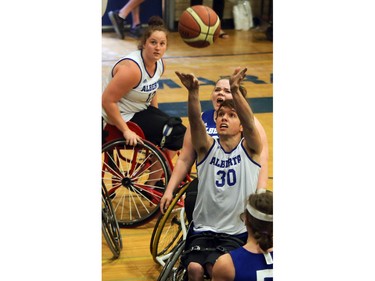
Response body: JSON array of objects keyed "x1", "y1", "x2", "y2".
[
  {"x1": 157, "y1": 240, "x2": 187, "y2": 281},
  {"x1": 102, "y1": 183, "x2": 123, "y2": 258},
  {"x1": 150, "y1": 182, "x2": 190, "y2": 262},
  {"x1": 102, "y1": 138, "x2": 172, "y2": 227}
]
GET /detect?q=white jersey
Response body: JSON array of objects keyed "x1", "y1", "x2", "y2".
[
  {"x1": 193, "y1": 138, "x2": 261, "y2": 235},
  {"x1": 102, "y1": 50, "x2": 164, "y2": 122}
]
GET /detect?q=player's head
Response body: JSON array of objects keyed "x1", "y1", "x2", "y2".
[
  {"x1": 211, "y1": 79, "x2": 231, "y2": 111},
  {"x1": 211, "y1": 79, "x2": 248, "y2": 111},
  {"x1": 215, "y1": 100, "x2": 242, "y2": 137},
  {"x1": 138, "y1": 16, "x2": 168, "y2": 55},
  {"x1": 242, "y1": 191, "x2": 273, "y2": 252}
]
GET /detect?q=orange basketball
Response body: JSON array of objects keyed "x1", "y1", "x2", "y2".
[{"x1": 178, "y1": 5, "x2": 221, "y2": 48}]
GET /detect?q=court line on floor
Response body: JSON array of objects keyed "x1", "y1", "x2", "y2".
[{"x1": 159, "y1": 97, "x2": 273, "y2": 117}]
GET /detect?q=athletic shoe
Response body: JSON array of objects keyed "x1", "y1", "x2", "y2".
[
  {"x1": 129, "y1": 24, "x2": 143, "y2": 39},
  {"x1": 108, "y1": 10, "x2": 125, "y2": 39}
]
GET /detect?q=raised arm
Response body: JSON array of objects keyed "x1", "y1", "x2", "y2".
[
  {"x1": 254, "y1": 117, "x2": 269, "y2": 189},
  {"x1": 230, "y1": 67, "x2": 263, "y2": 162},
  {"x1": 175, "y1": 71, "x2": 212, "y2": 161}
]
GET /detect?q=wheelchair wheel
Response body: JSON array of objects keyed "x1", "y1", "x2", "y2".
[
  {"x1": 157, "y1": 240, "x2": 187, "y2": 281},
  {"x1": 150, "y1": 182, "x2": 190, "y2": 262},
  {"x1": 102, "y1": 183, "x2": 123, "y2": 258},
  {"x1": 102, "y1": 138, "x2": 172, "y2": 227}
]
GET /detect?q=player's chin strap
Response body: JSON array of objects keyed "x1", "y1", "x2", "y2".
[{"x1": 160, "y1": 117, "x2": 182, "y2": 148}]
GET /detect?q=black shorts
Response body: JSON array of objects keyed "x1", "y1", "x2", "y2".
[
  {"x1": 181, "y1": 231, "x2": 246, "y2": 269},
  {"x1": 184, "y1": 178, "x2": 198, "y2": 224},
  {"x1": 130, "y1": 106, "x2": 186, "y2": 150}
]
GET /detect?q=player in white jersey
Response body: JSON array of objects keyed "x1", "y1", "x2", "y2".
[
  {"x1": 212, "y1": 191, "x2": 273, "y2": 281},
  {"x1": 174, "y1": 67, "x2": 263, "y2": 281},
  {"x1": 159, "y1": 78, "x2": 269, "y2": 221},
  {"x1": 102, "y1": 16, "x2": 186, "y2": 156}
]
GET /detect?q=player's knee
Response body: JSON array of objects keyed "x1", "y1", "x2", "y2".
[{"x1": 187, "y1": 262, "x2": 204, "y2": 281}]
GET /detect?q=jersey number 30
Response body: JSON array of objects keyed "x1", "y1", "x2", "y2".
[{"x1": 216, "y1": 169, "x2": 237, "y2": 187}]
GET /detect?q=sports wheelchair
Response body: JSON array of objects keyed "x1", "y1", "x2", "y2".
[{"x1": 102, "y1": 120, "x2": 192, "y2": 228}]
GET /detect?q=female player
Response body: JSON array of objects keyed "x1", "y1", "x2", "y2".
[
  {"x1": 102, "y1": 16, "x2": 186, "y2": 158},
  {"x1": 212, "y1": 191, "x2": 273, "y2": 281}
]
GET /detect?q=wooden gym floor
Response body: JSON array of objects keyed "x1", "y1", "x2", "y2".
[{"x1": 102, "y1": 27, "x2": 273, "y2": 280}]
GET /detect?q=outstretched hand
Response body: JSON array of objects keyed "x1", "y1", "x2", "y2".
[
  {"x1": 230, "y1": 67, "x2": 247, "y2": 92},
  {"x1": 175, "y1": 71, "x2": 199, "y2": 92}
]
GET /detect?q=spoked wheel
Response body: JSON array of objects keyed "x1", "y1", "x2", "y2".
[
  {"x1": 102, "y1": 183, "x2": 123, "y2": 258},
  {"x1": 157, "y1": 240, "x2": 187, "y2": 281},
  {"x1": 150, "y1": 182, "x2": 190, "y2": 262},
  {"x1": 102, "y1": 138, "x2": 172, "y2": 227}
]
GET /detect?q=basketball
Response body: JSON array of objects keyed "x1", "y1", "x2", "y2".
[{"x1": 178, "y1": 5, "x2": 221, "y2": 48}]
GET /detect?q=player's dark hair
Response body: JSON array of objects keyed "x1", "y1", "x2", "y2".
[
  {"x1": 245, "y1": 191, "x2": 273, "y2": 252},
  {"x1": 217, "y1": 99, "x2": 235, "y2": 114},
  {"x1": 138, "y1": 16, "x2": 169, "y2": 50}
]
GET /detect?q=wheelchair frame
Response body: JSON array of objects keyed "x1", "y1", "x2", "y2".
[{"x1": 102, "y1": 182, "x2": 123, "y2": 259}]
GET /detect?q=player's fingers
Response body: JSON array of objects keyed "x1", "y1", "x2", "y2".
[
  {"x1": 137, "y1": 136, "x2": 144, "y2": 145},
  {"x1": 240, "y1": 67, "x2": 248, "y2": 77},
  {"x1": 163, "y1": 202, "x2": 170, "y2": 213}
]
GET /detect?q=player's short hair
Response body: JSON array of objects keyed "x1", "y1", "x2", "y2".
[{"x1": 216, "y1": 100, "x2": 236, "y2": 115}]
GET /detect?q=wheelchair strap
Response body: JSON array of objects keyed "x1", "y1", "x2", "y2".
[
  {"x1": 160, "y1": 124, "x2": 173, "y2": 148},
  {"x1": 182, "y1": 232, "x2": 245, "y2": 257},
  {"x1": 160, "y1": 117, "x2": 182, "y2": 148},
  {"x1": 183, "y1": 245, "x2": 229, "y2": 256}
]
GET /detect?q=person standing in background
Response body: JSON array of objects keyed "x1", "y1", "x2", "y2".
[{"x1": 108, "y1": 0, "x2": 146, "y2": 39}]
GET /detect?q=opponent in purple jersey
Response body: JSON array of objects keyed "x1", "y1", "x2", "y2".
[
  {"x1": 212, "y1": 191, "x2": 273, "y2": 281},
  {"x1": 202, "y1": 109, "x2": 219, "y2": 138}
]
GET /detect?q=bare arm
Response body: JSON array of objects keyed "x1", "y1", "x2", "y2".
[
  {"x1": 254, "y1": 117, "x2": 269, "y2": 189},
  {"x1": 211, "y1": 253, "x2": 235, "y2": 281},
  {"x1": 159, "y1": 126, "x2": 196, "y2": 213},
  {"x1": 150, "y1": 58, "x2": 166, "y2": 108},
  {"x1": 102, "y1": 61, "x2": 144, "y2": 145},
  {"x1": 150, "y1": 92, "x2": 158, "y2": 107},
  {"x1": 230, "y1": 67, "x2": 262, "y2": 163},
  {"x1": 175, "y1": 71, "x2": 212, "y2": 161}
]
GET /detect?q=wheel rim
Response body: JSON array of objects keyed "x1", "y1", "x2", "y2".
[{"x1": 102, "y1": 139, "x2": 171, "y2": 227}]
